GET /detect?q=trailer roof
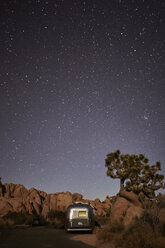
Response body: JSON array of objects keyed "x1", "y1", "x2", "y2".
[{"x1": 67, "y1": 202, "x2": 94, "y2": 210}]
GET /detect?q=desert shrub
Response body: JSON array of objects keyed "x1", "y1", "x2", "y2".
[
  {"x1": 3, "y1": 212, "x2": 26, "y2": 225},
  {"x1": 156, "y1": 194, "x2": 165, "y2": 209},
  {"x1": 0, "y1": 216, "x2": 15, "y2": 229},
  {"x1": 98, "y1": 218, "x2": 165, "y2": 248},
  {"x1": 6, "y1": 218, "x2": 15, "y2": 227},
  {"x1": 0, "y1": 213, "x2": 46, "y2": 228},
  {"x1": 47, "y1": 210, "x2": 65, "y2": 229},
  {"x1": 159, "y1": 221, "x2": 165, "y2": 236},
  {"x1": 97, "y1": 221, "x2": 124, "y2": 243},
  {"x1": 24, "y1": 214, "x2": 46, "y2": 226},
  {"x1": 97, "y1": 195, "x2": 165, "y2": 248},
  {"x1": 0, "y1": 218, "x2": 7, "y2": 229},
  {"x1": 97, "y1": 229, "x2": 112, "y2": 242},
  {"x1": 116, "y1": 219, "x2": 165, "y2": 248},
  {"x1": 38, "y1": 215, "x2": 47, "y2": 226},
  {"x1": 152, "y1": 237, "x2": 165, "y2": 248},
  {"x1": 118, "y1": 221, "x2": 154, "y2": 248},
  {"x1": 24, "y1": 214, "x2": 35, "y2": 225},
  {"x1": 0, "y1": 212, "x2": 26, "y2": 229},
  {"x1": 109, "y1": 221, "x2": 124, "y2": 233},
  {"x1": 47, "y1": 210, "x2": 65, "y2": 220}
]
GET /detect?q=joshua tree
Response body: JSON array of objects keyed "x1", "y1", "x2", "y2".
[{"x1": 105, "y1": 150, "x2": 164, "y2": 199}]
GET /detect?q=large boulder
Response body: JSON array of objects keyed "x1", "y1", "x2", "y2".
[
  {"x1": 3, "y1": 183, "x2": 17, "y2": 197},
  {"x1": 38, "y1": 190, "x2": 47, "y2": 199},
  {"x1": 42, "y1": 192, "x2": 73, "y2": 218},
  {"x1": 110, "y1": 190, "x2": 143, "y2": 227},
  {"x1": 0, "y1": 197, "x2": 27, "y2": 216},
  {"x1": 28, "y1": 187, "x2": 43, "y2": 206},
  {"x1": 22, "y1": 198, "x2": 34, "y2": 214},
  {"x1": 56, "y1": 192, "x2": 73, "y2": 211},
  {"x1": 92, "y1": 198, "x2": 107, "y2": 216},
  {"x1": 32, "y1": 201, "x2": 42, "y2": 216},
  {"x1": 6, "y1": 198, "x2": 26, "y2": 213},
  {"x1": 42, "y1": 194, "x2": 57, "y2": 217},
  {"x1": 72, "y1": 193, "x2": 83, "y2": 202},
  {"x1": 119, "y1": 190, "x2": 141, "y2": 206},
  {"x1": 4, "y1": 183, "x2": 28, "y2": 199},
  {"x1": 0, "y1": 197, "x2": 13, "y2": 216}
]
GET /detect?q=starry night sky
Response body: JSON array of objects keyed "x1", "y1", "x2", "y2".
[{"x1": 0, "y1": 0, "x2": 165, "y2": 200}]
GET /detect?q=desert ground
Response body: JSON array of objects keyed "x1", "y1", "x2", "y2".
[{"x1": 0, "y1": 226, "x2": 97, "y2": 248}]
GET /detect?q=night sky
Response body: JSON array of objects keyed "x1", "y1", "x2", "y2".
[{"x1": 0, "y1": 0, "x2": 165, "y2": 201}]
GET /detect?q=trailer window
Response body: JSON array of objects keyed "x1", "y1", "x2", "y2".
[{"x1": 78, "y1": 211, "x2": 87, "y2": 217}]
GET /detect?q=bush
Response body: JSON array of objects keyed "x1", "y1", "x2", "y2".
[
  {"x1": 116, "y1": 220, "x2": 165, "y2": 248},
  {"x1": 97, "y1": 195, "x2": 165, "y2": 248},
  {"x1": 24, "y1": 214, "x2": 36, "y2": 225},
  {"x1": 97, "y1": 218, "x2": 165, "y2": 248},
  {"x1": 97, "y1": 221, "x2": 124, "y2": 243},
  {"x1": 159, "y1": 221, "x2": 165, "y2": 236},
  {"x1": 0, "y1": 212, "x2": 46, "y2": 229},
  {"x1": 1, "y1": 212, "x2": 42, "y2": 227},
  {"x1": 0, "y1": 216, "x2": 15, "y2": 229},
  {"x1": 118, "y1": 221, "x2": 154, "y2": 248},
  {"x1": 3, "y1": 212, "x2": 26, "y2": 225},
  {"x1": 47, "y1": 210, "x2": 65, "y2": 229}
]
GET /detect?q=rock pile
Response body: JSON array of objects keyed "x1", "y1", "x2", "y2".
[{"x1": 0, "y1": 182, "x2": 112, "y2": 218}]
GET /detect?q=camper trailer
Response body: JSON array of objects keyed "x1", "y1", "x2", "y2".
[{"x1": 65, "y1": 202, "x2": 95, "y2": 232}]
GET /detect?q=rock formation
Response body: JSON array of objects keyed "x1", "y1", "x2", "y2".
[
  {"x1": 0, "y1": 182, "x2": 112, "y2": 219},
  {"x1": 110, "y1": 190, "x2": 143, "y2": 227},
  {"x1": 4, "y1": 183, "x2": 28, "y2": 199}
]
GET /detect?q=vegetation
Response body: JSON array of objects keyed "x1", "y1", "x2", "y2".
[
  {"x1": 97, "y1": 195, "x2": 165, "y2": 248},
  {"x1": 0, "y1": 209, "x2": 65, "y2": 229},
  {"x1": 0, "y1": 211, "x2": 46, "y2": 229},
  {"x1": 0, "y1": 212, "x2": 27, "y2": 228},
  {"x1": 105, "y1": 150, "x2": 164, "y2": 199},
  {"x1": 47, "y1": 210, "x2": 65, "y2": 229},
  {"x1": 4, "y1": 211, "x2": 26, "y2": 225}
]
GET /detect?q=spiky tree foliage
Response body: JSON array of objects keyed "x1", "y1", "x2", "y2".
[{"x1": 105, "y1": 150, "x2": 164, "y2": 199}]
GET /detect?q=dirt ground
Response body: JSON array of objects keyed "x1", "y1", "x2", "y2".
[
  {"x1": 70, "y1": 233, "x2": 97, "y2": 247},
  {"x1": 70, "y1": 233, "x2": 115, "y2": 248},
  {"x1": 0, "y1": 226, "x2": 97, "y2": 248}
]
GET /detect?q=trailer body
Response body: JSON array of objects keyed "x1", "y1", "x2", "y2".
[{"x1": 65, "y1": 202, "x2": 95, "y2": 232}]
